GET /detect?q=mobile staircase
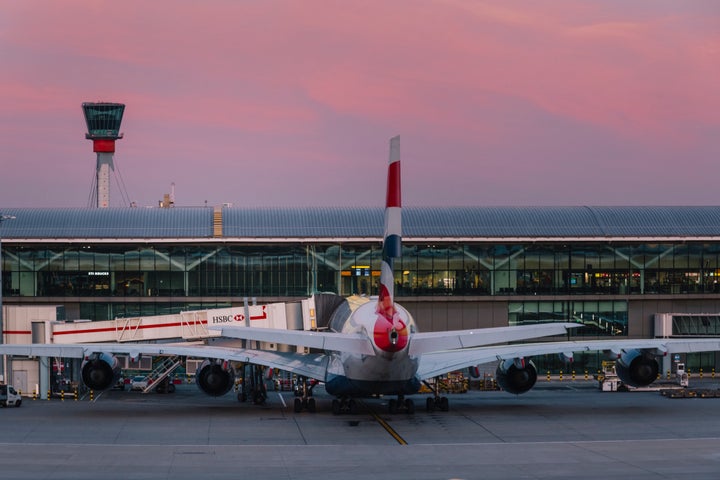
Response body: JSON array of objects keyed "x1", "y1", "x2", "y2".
[{"x1": 142, "y1": 356, "x2": 182, "y2": 393}]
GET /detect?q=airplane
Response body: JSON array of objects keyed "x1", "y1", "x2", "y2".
[{"x1": 3, "y1": 135, "x2": 720, "y2": 414}]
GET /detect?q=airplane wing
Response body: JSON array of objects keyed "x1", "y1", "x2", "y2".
[
  {"x1": 408, "y1": 323, "x2": 579, "y2": 356},
  {"x1": 0, "y1": 342, "x2": 330, "y2": 382},
  {"x1": 0, "y1": 344, "x2": 87, "y2": 358},
  {"x1": 416, "y1": 337, "x2": 720, "y2": 380},
  {"x1": 210, "y1": 325, "x2": 375, "y2": 355}
]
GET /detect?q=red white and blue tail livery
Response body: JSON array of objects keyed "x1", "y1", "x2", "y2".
[{"x1": 375, "y1": 135, "x2": 408, "y2": 354}]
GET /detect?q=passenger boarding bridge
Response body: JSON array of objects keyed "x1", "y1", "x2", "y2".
[{"x1": 2, "y1": 298, "x2": 318, "y2": 398}]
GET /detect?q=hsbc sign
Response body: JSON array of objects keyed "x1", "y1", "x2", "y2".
[{"x1": 211, "y1": 314, "x2": 245, "y2": 324}]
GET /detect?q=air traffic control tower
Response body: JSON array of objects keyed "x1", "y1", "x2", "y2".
[{"x1": 82, "y1": 102, "x2": 125, "y2": 208}]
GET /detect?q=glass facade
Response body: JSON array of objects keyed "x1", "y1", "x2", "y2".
[
  {"x1": 509, "y1": 300, "x2": 628, "y2": 336},
  {"x1": 4, "y1": 238, "x2": 720, "y2": 371},
  {"x1": 670, "y1": 315, "x2": 720, "y2": 336},
  {"x1": 3, "y1": 241, "x2": 720, "y2": 318}
]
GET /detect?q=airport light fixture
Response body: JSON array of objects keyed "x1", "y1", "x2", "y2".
[{"x1": 0, "y1": 213, "x2": 16, "y2": 382}]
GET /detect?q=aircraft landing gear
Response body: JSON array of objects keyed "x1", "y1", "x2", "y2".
[
  {"x1": 425, "y1": 395, "x2": 449, "y2": 412},
  {"x1": 331, "y1": 397, "x2": 359, "y2": 415},
  {"x1": 294, "y1": 396, "x2": 316, "y2": 413},
  {"x1": 423, "y1": 380, "x2": 449, "y2": 412},
  {"x1": 388, "y1": 395, "x2": 415, "y2": 415},
  {"x1": 292, "y1": 376, "x2": 317, "y2": 413},
  {"x1": 237, "y1": 364, "x2": 267, "y2": 405}
]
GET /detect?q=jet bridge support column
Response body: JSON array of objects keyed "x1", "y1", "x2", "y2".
[
  {"x1": 39, "y1": 356, "x2": 50, "y2": 400},
  {"x1": 662, "y1": 354, "x2": 673, "y2": 380}
]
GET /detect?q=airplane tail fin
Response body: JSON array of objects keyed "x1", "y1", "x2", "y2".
[{"x1": 378, "y1": 135, "x2": 401, "y2": 319}]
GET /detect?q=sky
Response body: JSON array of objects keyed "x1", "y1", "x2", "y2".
[{"x1": 1, "y1": 0, "x2": 719, "y2": 208}]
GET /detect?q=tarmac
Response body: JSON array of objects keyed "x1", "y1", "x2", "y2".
[{"x1": 2, "y1": 380, "x2": 720, "y2": 479}]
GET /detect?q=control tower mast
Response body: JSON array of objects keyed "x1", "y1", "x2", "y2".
[{"x1": 82, "y1": 102, "x2": 125, "y2": 208}]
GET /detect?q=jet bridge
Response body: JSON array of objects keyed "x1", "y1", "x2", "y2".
[
  {"x1": 2, "y1": 298, "x2": 317, "y2": 399},
  {"x1": 49, "y1": 299, "x2": 316, "y2": 347}
]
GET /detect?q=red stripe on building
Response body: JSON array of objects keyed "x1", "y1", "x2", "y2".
[{"x1": 250, "y1": 306, "x2": 268, "y2": 320}]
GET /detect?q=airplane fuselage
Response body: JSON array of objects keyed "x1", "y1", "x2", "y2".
[{"x1": 324, "y1": 299, "x2": 421, "y2": 397}]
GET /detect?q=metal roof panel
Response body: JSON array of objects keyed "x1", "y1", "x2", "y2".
[{"x1": 2, "y1": 206, "x2": 720, "y2": 240}]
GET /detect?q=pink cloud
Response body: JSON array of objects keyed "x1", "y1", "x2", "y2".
[
  {"x1": 5, "y1": 1, "x2": 717, "y2": 140},
  {"x1": 1, "y1": 1, "x2": 718, "y2": 208}
]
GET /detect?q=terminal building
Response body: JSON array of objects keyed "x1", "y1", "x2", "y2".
[{"x1": 3, "y1": 205, "x2": 720, "y2": 374}]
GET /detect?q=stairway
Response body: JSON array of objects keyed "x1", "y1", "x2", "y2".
[{"x1": 142, "y1": 356, "x2": 182, "y2": 393}]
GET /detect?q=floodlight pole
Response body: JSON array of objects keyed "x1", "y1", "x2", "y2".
[{"x1": 0, "y1": 214, "x2": 16, "y2": 382}]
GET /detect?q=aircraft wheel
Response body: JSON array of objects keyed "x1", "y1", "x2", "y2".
[
  {"x1": 405, "y1": 398, "x2": 415, "y2": 414},
  {"x1": 348, "y1": 399, "x2": 358, "y2": 415},
  {"x1": 307, "y1": 397, "x2": 316, "y2": 413},
  {"x1": 388, "y1": 399, "x2": 398, "y2": 414},
  {"x1": 332, "y1": 399, "x2": 341, "y2": 415},
  {"x1": 426, "y1": 397, "x2": 436, "y2": 412},
  {"x1": 439, "y1": 396, "x2": 449, "y2": 412},
  {"x1": 294, "y1": 397, "x2": 303, "y2": 413}
]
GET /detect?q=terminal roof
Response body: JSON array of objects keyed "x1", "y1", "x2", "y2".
[{"x1": 1, "y1": 206, "x2": 720, "y2": 240}]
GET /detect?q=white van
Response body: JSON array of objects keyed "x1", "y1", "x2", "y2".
[{"x1": 0, "y1": 384, "x2": 22, "y2": 407}]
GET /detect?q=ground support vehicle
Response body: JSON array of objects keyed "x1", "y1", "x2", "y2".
[{"x1": 0, "y1": 384, "x2": 22, "y2": 407}]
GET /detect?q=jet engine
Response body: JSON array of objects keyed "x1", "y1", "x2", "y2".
[
  {"x1": 81, "y1": 353, "x2": 121, "y2": 391},
  {"x1": 196, "y1": 359, "x2": 235, "y2": 397},
  {"x1": 615, "y1": 350, "x2": 659, "y2": 388},
  {"x1": 495, "y1": 358, "x2": 537, "y2": 395}
]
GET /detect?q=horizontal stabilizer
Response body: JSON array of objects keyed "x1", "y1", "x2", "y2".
[
  {"x1": 212, "y1": 325, "x2": 375, "y2": 355},
  {"x1": 409, "y1": 323, "x2": 579, "y2": 356}
]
